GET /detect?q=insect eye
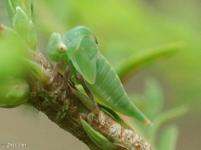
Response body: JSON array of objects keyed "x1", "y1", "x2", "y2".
[{"x1": 57, "y1": 43, "x2": 67, "y2": 53}]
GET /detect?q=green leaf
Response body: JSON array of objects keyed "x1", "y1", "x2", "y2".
[
  {"x1": 155, "y1": 105, "x2": 188, "y2": 127},
  {"x1": 13, "y1": 6, "x2": 37, "y2": 49},
  {"x1": 144, "y1": 79, "x2": 163, "y2": 119},
  {"x1": 158, "y1": 126, "x2": 178, "y2": 150},
  {"x1": 117, "y1": 44, "x2": 181, "y2": 80},
  {"x1": 25, "y1": 59, "x2": 49, "y2": 83},
  {"x1": 100, "y1": 105, "x2": 129, "y2": 128},
  {"x1": 0, "y1": 78, "x2": 29, "y2": 108},
  {"x1": 80, "y1": 119, "x2": 115, "y2": 150},
  {"x1": 7, "y1": 0, "x2": 34, "y2": 19},
  {"x1": 7, "y1": 0, "x2": 16, "y2": 17}
]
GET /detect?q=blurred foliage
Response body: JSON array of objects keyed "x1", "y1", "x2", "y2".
[
  {"x1": 8, "y1": 0, "x2": 37, "y2": 49},
  {"x1": 0, "y1": 78, "x2": 29, "y2": 107},
  {"x1": 0, "y1": 27, "x2": 27, "y2": 80},
  {"x1": 131, "y1": 79, "x2": 188, "y2": 149},
  {"x1": 117, "y1": 44, "x2": 180, "y2": 80},
  {"x1": 0, "y1": 0, "x2": 38, "y2": 107},
  {"x1": 158, "y1": 125, "x2": 178, "y2": 150}
]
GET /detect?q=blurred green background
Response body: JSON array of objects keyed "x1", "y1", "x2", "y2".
[{"x1": 0, "y1": 0, "x2": 200, "y2": 149}]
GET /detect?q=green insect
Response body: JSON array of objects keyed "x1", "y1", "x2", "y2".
[{"x1": 47, "y1": 26, "x2": 150, "y2": 124}]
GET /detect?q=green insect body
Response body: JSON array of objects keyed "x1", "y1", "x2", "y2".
[
  {"x1": 47, "y1": 26, "x2": 150, "y2": 124},
  {"x1": 87, "y1": 54, "x2": 150, "y2": 124},
  {"x1": 47, "y1": 26, "x2": 97, "y2": 84},
  {"x1": 63, "y1": 26, "x2": 98, "y2": 84},
  {"x1": 80, "y1": 118, "x2": 115, "y2": 150}
]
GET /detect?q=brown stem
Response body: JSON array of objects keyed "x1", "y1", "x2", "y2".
[{"x1": 28, "y1": 51, "x2": 152, "y2": 150}]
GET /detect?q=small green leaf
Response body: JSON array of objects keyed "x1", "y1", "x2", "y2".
[
  {"x1": 155, "y1": 105, "x2": 188, "y2": 127},
  {"x1": 158, "y1": 126, "x2": 178, "y2": 150},
  {"x1": 7, "y1": 0, "x2": 34, "y2": 19},
  {"x1": 0, "y1": 79, "x2": 29, "y2": 108},
  {"x1": 13, "y1": 6, "x2": 37, "y2": 49},
  {"x1": 7, "y1": 0, "x2": 16, "y2": 17},
  {"x1": 25, "y1": 59, "x2": 49, "y2": 83},
  {"x1": 80, "y1": 119, "x2": 115, "y2": 150},
  {"x1": 144, "y1": 79, "x2": 163, "y2": 119},
  {"x1": 117, "y1": 44, "x2": 181, "y2": 80}
]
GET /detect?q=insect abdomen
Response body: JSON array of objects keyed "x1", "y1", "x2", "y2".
[{"x1": 89, "y1": 55, "x2": 149, "y2": 124}]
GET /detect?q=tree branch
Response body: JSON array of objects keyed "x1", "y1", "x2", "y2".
[{"x1": 28, "y1": 51, "x2": 152, "y2": 150}]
